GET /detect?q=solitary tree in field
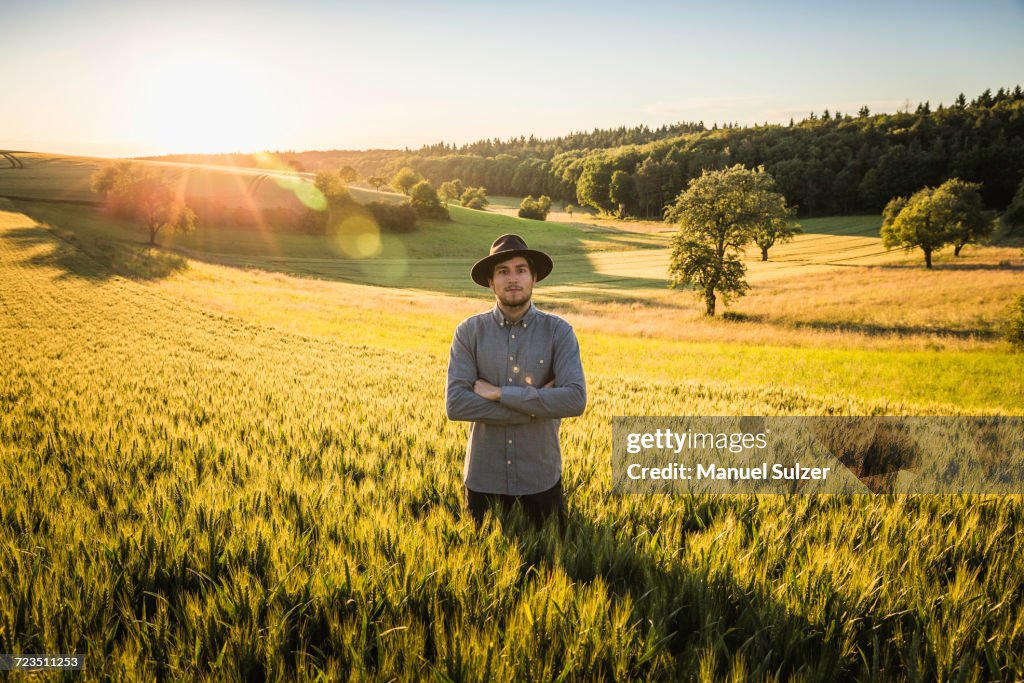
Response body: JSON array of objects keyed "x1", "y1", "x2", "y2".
[
  {"x1": 665, "y1": 164, "x2": 791, "y2": 316},
  {"x1": 519, "y1": 195, "x2": 552, "y2": 220},
  {"x1": 391, "y1": 167, "x2": 423, "y2": 196},
  {"x1": 90, "y1": 162, "x2": 196, "y2": 246},
  {"x1": 754, "y1": 212, "x2": 800, "y2": 261},
  {"x1": 367, "y1": 176, "x2": 388, "y2": 192},
  {"x1": 881, "y1": 178, "x2": 995, "y2": 268}
]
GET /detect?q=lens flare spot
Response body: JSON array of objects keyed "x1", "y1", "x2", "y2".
[
  {"x1": 328, "y1": 211, "x2": 381, "y2": 258},
  {"x1": 249, "y1": 152, "x2": 326, "y2": 210},
  {"x1": 359, "y1": 234, "x2": 409, "y2": 284},
  {"x1": 277, "y1": 176, "x2": 326, "y2": 211}
]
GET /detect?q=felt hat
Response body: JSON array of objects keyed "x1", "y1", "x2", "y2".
[{"x1": 470, "y1": 234, "x2": 553, "y2": 287}]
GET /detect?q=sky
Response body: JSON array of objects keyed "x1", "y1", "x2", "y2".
[{"x1": 1, "y1": 0, "x2": 1022, "y2": 157}]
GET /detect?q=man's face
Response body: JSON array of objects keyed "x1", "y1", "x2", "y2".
[{"x1": 489, "y1": 256, "x2": 535, "y2": 308}]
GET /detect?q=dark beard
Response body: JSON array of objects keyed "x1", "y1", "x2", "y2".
[{"x1": 497, "y1": 290, "x2": 531, "y2": 308}]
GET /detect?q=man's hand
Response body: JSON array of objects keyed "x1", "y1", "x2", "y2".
[{"x1": 473, "y1": 379, "x2": 501, "y2": 401}]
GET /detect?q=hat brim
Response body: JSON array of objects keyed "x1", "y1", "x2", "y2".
[{"x1": 471, "y1": 249, "x2": 553, "y2": 287}]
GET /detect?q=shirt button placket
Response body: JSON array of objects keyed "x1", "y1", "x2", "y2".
[
  {"x1": 508, "y1": 324, "x2": 517, "y2": 384},
  {"x1": 507, "y1": 326, "x2": 515, "y2": 480}
]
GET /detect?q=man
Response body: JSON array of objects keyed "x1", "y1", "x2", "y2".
[{"x1": 445, "y1": 234, "x2": 587, "y2": 529}]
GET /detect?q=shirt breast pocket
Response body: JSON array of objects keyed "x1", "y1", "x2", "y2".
[{"x1": 526, "y1": 352, "x2": 554, "y2": 388}]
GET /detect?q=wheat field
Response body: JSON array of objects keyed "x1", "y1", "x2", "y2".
[{"x1": 2, "y1": 180, "x2": 1024, "y2": 681}]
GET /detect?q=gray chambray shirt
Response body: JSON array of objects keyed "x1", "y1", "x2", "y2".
[{"x1": 445, "y1": 303, "x2": 586, "y2": 495}]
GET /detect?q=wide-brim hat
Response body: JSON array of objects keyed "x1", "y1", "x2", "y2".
[{"x1": 471, "y1": 234, "x2": 553, "y2": 287}]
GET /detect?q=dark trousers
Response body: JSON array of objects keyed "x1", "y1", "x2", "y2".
[{"x1": 465, "y1": 478, "x2": 566, "y2": 530}]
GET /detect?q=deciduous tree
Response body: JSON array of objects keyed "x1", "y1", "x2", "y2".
[
  {"x1": 409, "y1": 180, "x2": 449, "y2": 220},
  {"x1": 881, "y1": 179, "x2": 995, "y2": 267},
  {"x1": 339, "y1": 165, "x2": 358, "y2": 183},
  {"x1": 439, "y1": 179, "x2": 465, "y2": 204},
  {"x1": 90, "y1": 163, "x2": 196, "y2": 246},
  {"x1": 518, "y1": 195, "x2": 552, "y2": 220},
  {"x1": 391, "y1": 167, "x2": 423, "y2": 196},
  {"x1": 665, "y1": 165, "x2": 791, "y2": 316},
  {"x1": 1001, "y1": 179, "x2": 1024, "y2": 235},
  {"x1": 609, "y1": 170, "x2": 636, "y2": 218},
  {"x1": 459, "y1": 186, "x2": 488, "y2": 210},
  {"x1": 753, "y1": 212, "x2": 800, "y2": 261}
]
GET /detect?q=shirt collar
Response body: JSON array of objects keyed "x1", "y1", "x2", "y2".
[{"x1": 491, "y1": 302, "x2": 537, "y2": 328}]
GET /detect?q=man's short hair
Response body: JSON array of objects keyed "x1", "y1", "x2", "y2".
[{"x1": 490, "y1": 254, "x2": 535, "y2": 280}]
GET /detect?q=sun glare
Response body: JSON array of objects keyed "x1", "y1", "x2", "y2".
[{"x1": 133, "y1": 52, "x2": 283, "y2": 154}]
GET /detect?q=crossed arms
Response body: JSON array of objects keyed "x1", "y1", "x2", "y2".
[{"x1": 445, "y1": 322, "x2": 587, "y2": 425}]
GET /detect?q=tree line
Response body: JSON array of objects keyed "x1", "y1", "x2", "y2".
[
  {"x1": 140, "y1": 86, "x2": 1024, "y2": 226},
  {"x1": 385, "y1": 87, "x2": 1024, "y2": 219}
]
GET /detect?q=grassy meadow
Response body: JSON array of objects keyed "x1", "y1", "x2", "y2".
[{"x1": 2, "y1": 154, "x2": 1024, "y2": 680}]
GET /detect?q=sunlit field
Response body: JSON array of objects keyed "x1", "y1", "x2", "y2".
[{"x1": 2, "y1": 149, "x2": 1024, "y2": 680}]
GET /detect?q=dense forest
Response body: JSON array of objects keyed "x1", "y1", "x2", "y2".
[
  {"x1": 396, "y1": 88, "x2": 1024, "y2": 218},
  {"x1": 146, "y1": 87, "x2": 1024, "y2": 219}
]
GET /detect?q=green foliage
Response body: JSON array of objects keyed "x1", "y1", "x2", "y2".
[
  {"x1": 146, "y1": 87, "x2": 1024, "y2": 217},
  {"x1": 609, "y1": 170, "x2": 637, "y2": 218},
  {"x1": 339, "y1": 165, "x2": 359, "y2": 183},
  {"x1": 881, "y1": 179, "x2": 995, "y2": 267},
  {"x1": 365, "y1": 86, "x2": 1024, "y2": 218},
  {"x1": 666, "y1": 165, "x2": 791, "y2": 315},
  {"x1": 1005, "y1": 295, "x2": 1024, "y2": 350},
  {"x1": 518, "y1": 195, "x2": 552, "y2": 220},
  {"x1": 367, "y1": 176, "x2": 388, "y2": 192},
  {"x1": 459, "y1": 186, "x2": 488, "y2": 211},
  {"x1": 408, "y1": 180, "x2": 449, "y2": 220},
  {"x1": 575, "y1": 158, "x2": 615, "y2": 214},
  {"x1": 365, "y1": 201, "x2": 417, "y2": 233},
  {"x1": 754, "y1": 214, "x2": 800, "y2": 261},
  {"x1": 90, "y1": 162, "x2": 196, "y2": 245},
  {"x1": 314, "y1": 170, "x2": 354, "y2": 208},
  {"x1": 439, "y1": 179, "x2": 465, "y2": 204},
  {"x1": 881, "y1": 195, "x2": 908, "y2": 228},
  {"x1": 669, "y1": 236, "x2": 749, "y2": 313},
  {"x1": 634, "y1": 157, "x2": 677, "y2": 219},
  {"x1": 945, "y1": 179, "x2": 997, "y2": 255},
  {"x1": 1002, "y1": 179, "x2": 1024, "y2": 235},
  {"x1": 391, "y1": 167, "x2": 423, "y2": 196}
]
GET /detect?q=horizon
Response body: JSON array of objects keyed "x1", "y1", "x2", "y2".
[{"x1": 2, "y1": 0, "x2": 1023, "y2": 158}]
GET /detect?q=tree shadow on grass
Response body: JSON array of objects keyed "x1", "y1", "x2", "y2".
[
  {"x1": 872, "y1": 261, "x2": 1024, "y2": 272},
  {"x1": 2, "y1": 223, "x2": 188, "y2": 283},
  {"x1": 478, "y1": 497, "x2": 863, "y2": 680},
  {"x1": 790, "y1": 319, "x2": 1000, "y2": 341}
]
